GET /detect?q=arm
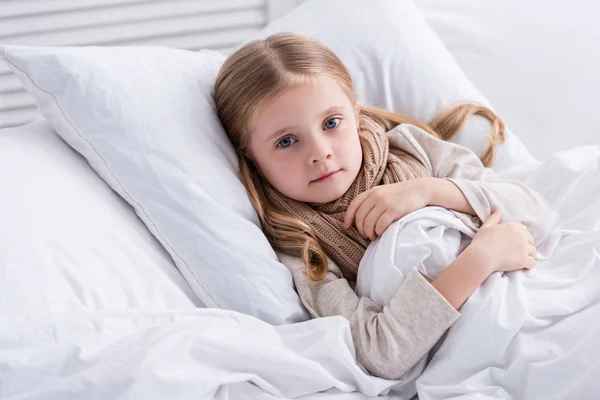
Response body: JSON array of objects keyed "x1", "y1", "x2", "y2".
[
  {"x1": 430, "y1": 243, "x2": 492, "y2": 309},
  {"x1": 278, "y1": 246, "x2": 491, "y2": 380},
  {"x1": 425, "y1": 176, "x2": 475, "y2": 216},
  {"x1": 390, "y1": 124, "x2": 558, "y2": 245}
]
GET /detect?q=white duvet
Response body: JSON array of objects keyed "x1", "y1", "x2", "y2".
[
  {"x1": 413, "y1": 146, "x2": 600, "y2": 400},
  {"x1": 356, "y1": 147, "x2": 600, "y2": 398},
  {"x1": 1, "y1": 145, "x2": 599, "y2": 400}
]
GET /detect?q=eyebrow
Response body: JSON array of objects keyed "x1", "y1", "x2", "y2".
[{"x1": 264, "y1": 105, "x2": 346, "y2": 143}]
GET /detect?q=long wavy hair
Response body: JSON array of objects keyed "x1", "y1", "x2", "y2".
[{"x1": 214, "y1": 32, "x2": 505, "y2": 281}]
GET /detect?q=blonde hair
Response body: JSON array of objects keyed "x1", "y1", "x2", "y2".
[{"x1": 214, "y1": 32, "x2": 505, "y2": 281}]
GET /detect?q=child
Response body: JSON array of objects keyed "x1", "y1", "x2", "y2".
[{"x1": 213, "y1": 33, "x2": 553, "y2": 380}]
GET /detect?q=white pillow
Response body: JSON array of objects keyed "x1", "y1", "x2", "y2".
[
  {"x1": 0, "y1": 46, "x2": 310, "y2": 325},
  {"x1": 414, "y1": 0, "x2": 600, "y2": 159},
  {"x1": 254, "y1": 0, "x2": 536, "y2": 171},
  {"x1": 0, "y1": 119, "x2": 200, "y2": 316}
]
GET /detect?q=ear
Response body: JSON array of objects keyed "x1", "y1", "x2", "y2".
[{"x1": 354, "y1": 101, "x2": 360, "y2": 125}]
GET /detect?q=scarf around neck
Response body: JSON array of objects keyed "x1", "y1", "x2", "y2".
[{"x1": 264, "y1": 116, "x2": 430, "y2": 281}]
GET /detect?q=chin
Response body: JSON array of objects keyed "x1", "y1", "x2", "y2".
[{"x1": 308, "y1": 183, "x2": 350, "y2": 204}]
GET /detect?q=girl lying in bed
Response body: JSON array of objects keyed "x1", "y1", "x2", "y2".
[{"x1": 213, "y1": 32, "x2": 553, "y2": 380}]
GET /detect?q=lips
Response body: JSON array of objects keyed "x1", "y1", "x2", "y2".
[{"x1": 311, "y1": 170, "x2": 340, "y2": 183}]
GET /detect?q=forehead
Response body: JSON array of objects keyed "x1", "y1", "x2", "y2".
[{"x1": 250, "y1": 76, "x2": 352, "y2": 134}]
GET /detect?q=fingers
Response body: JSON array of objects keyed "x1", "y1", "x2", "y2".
[
  {"x1": 347, "y1": 194, "x2": 399, "y2": 240},
  {"x1": 362, "y1": 205, "x2": 386, "y2": 240},
  {"x1": 527, "y1": 232, "x2": 535, "y2": 245},
  {"x1": 344, "y1": 190, "x2": 372, "y2": 229},
  {"x1": 481, "y1": 208, "x2": 502, "y2": 228},
  {"x1": 363, "y1": 207, "x2": 403, "y2": 240},
  {"x1": 521, "y1": 244, "x2": 538, "y2": 270},
  {"x1": 523, "y1": 254, "x2": 537, "y2": 270},
  {"x1": 517, "y1": 225, "x2": 534, "y2": 244},
  {"x1": 528, "y1": 244, "x2": 537, "y2": 258},
  {"x1": 517, "y1": 223, "x2": 529, "y2": 233},
  {"x1": 375, "y1": 211, "x2": 397, "y2": 237},
  {"x1": 355, "y1": 199, "x2": 377, "y2": 238}
]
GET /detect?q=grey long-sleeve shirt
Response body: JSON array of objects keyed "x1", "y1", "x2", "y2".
[{"x1": 278, "y1": 123, "x2": 555, "y2": 380}]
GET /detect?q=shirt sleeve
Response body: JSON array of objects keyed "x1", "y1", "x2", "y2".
[
  {"x1": 390, "y1": 124, "x2": 558, "y2": 246},
  {"x1": 277, "y1": 252, "x2": 460, "y2": 380}
]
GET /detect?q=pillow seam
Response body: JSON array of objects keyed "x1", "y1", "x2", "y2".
[{"x1": 0, "y1": 51, "x2": 219, "y2": 308}]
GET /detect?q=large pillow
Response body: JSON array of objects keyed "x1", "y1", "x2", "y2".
[
  {"x1": 0, "y1": 0, "x2": 535, "y2": 325},
  {"x1": 0, "y1": 119, "x2": 200, "y2": 316},
  {"x1": 254, "y1": 0, "x2": 536, "y2": 171},
  {"x1": 414, "y1": 0, "x2": 600, "y2": 159},
  {"x1": 0, "y1": 46, "x2": 310, "y2": 325}
]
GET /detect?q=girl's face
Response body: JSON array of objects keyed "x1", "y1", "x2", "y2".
[{"x1": 247, "y1": 76, "x2": 363, "y2": 203}]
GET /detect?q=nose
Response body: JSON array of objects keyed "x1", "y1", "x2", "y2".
[{"x1": 309, "y1": 134, "x2": 332, "y2": 164}]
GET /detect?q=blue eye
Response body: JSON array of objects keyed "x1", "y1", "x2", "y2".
[
  {"x1": 277, "y1": 136, "x2": 296, "y2": 148},
  {"x1": 324, "y1": 117, "x2": 341, "y2": 130}
]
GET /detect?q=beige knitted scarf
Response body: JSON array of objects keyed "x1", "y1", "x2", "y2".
[{"x1": 264, "y1": 117, "x2": 430, "y2": 281}]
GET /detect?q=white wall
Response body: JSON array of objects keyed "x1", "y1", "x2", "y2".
[{"x1": 0, "y1": 0, "x2": 307, "y2": 129}]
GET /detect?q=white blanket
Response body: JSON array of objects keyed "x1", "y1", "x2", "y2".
[
  {"x1": 416, "y1": 146, "x2": 600, "y2": 400},
  {"x1": 1, "y1": 146, "x2": 599, "y2": 400},
  {"x1": 0, "y1": 309, "x2": 402, "y2": 399},
  {"x1": 357, "y1": 145, "x2": 600, "y2": 399}
]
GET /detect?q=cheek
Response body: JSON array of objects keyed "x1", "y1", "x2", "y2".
[
  {"x1": 260, "y1": 154, "x2": 305, "y2": 192},
  {"x1": 340, "y1": 130, "x2": 363, "y2": 168},
  {"x1": 352, "y1": 141, "x2": 364, "y2": 171}
]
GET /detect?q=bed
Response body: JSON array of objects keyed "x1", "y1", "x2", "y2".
[{"x1": 1, "y1": 1, "x2": 599, "y2": 399}]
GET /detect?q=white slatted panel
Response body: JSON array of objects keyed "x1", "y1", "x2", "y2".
[{"x1": 0, "y1": 0, "x2": 282, "y2": 129}]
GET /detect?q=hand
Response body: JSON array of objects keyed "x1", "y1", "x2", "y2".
[
  {"x1": 468, "y1": 209, "x2": 537, "y2": 273},
  {"x1": 343, "y1": 179, "x2": 432, "y2": 240}
]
